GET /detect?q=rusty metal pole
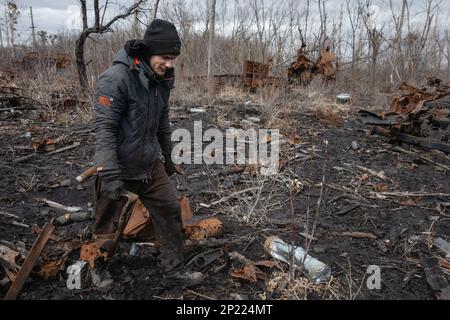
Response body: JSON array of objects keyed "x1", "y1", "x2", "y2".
[
  {"x1": 4, "y1": 221, "x2": 55, "y2": 300},
  {"x1": 30, "y1": 7, "x2": 36, "y2": 50}
]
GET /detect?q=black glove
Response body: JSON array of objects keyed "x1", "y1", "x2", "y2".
[
  {"x1": 164, "y1": 162, "x2": 183, "y2": 177},
  {"x1": 100, "y1": 177, "x2": 125, "y2": 201}
]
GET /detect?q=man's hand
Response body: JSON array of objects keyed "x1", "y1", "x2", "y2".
[
  {"x1": 100, "y1": 179, "x2": 126, "y2": 201},
  {"x1": 164, "y1": 163, "x2": 183, "y2": 177}
]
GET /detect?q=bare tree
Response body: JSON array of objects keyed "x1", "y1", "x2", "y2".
[
  {"x1": 76, "y1": 0, "x2": 145, "y2": 89},
  {"x1": 317, "y1": 0, "x2": 328, "y2": 48},
  {"x1": 6, "y1": 1, "x2": 19, "y2": 59},
  {"x1": 37, "y1": 30, "x2": 47, "y2": 47},
  {"x1": 0, "y1": 25, "x2": 3, "y2": 50},
  {"x1": 207, "y1": 0, "x2": 216, "y2": 80},
  {"x1": 207, "y1": 0, "x2": 216, "y2": 97},
  {"x1": 406, "y1": 0, "x2": 437, "y2": 77},
  {"x1": 153, "y1": 0, "x2": 161, "y2": 20},
  {"x1": 358, "y1": 0, "x2": 384, "y2": 85},
  {"x1": 345, "y1": 0, "x2": 363, "y2": 70}
]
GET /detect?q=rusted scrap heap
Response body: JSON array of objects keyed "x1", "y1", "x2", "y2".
[
  {"x1": 360, "y1": 78, "x2": 450, "y2": 153},
  {"x1": 20, "y1": 52, "x2": 71, "y2": 70},
  {"x1": 288, "y1": 46, "x2": 336, "y2": 84}
]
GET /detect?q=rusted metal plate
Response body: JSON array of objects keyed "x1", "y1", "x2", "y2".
[
  {"x1": 184, "y1": 217, "x2": 224, "y2": 241},
  {"x1": 4, "y1": 221, "x2": 55, "y2": 300},
  {"x1": 395, "y1": 133, "x2": 450, "y2": 154},
  {"x1": 37, "y1": 256, "x2": 68, "y2": 279},
  {"x1": 359, "y1": 110, "x2": 405, "y2": 126},
  {"x1": 79, "y1": 241, "x2": 108, "y2": 270},
  {"x1": 242, "y1": 60, "x2": 271, "y2": 90},
  {"x1": 288, "y1": 47, "x2": 336, "y2": 84},
  {"x1": 361, "y1": 78, "x2": 450, "y2": 153}
]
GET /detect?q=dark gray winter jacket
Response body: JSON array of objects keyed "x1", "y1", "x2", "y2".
[{"x1": 93, "y1": 48, "x2": 174, "y2": 181}]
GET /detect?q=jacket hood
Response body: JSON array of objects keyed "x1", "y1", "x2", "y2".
[{"x1": 112, "y1": 48, "x2": 131, "y2": 67}]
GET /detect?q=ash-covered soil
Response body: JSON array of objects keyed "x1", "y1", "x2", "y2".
[{"x1": 0, "y1": 98, "x2": 449, "y2": 300}]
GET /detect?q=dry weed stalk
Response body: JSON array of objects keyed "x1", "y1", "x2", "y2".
[{"x1": 266, "y1": 271, "x2": 344, "y2": 300}]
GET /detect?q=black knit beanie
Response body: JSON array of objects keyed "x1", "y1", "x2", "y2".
[{"x1": 143, "y1": 19, "x2": 181, "y2": 56}]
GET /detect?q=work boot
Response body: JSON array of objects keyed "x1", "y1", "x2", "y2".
[{"x1": 161, "y1": 268, "x2": 206, "y2": 288}]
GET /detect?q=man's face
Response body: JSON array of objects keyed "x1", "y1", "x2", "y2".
[{"x1": 149, "y1": 55, "x2": 177, "y2": 77}]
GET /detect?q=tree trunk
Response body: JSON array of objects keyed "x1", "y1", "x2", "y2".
[
  {"x1": 94, "y1": 0, "x2": 100, "y2": 31},
  {"x1": 207, "y1": 0, "x2": 217, "y2": 99},
  {"x1": 153, "y1": 0, "x2": 160, "y2": 20},
  {"x1": 0, "y1": 26, "x2": 3, "y2": 49},
  {"x1": 80, "y1": 0, "x2": 88, "y2": 30},
  {"x1": 207, "y1": 0, "x2": 216, "y2": 80},
  {"x1": 76, "y1": 32, "x2": 89, "y2": 90}
]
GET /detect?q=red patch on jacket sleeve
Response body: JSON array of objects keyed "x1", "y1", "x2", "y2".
[{"x1": 98, "y1": 95, "x2": 112, "y2": 108}]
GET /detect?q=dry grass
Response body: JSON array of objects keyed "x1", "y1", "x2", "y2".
[
  {"x1": 263, "y1": 271, "x2": 345, "y2": 300},
  {"x1": 170, "y1": 78, "x2": 211, "y2": 107},
  {"x1": 15, "y1": 174, "x2": 40, "y2": 193},
  {"x1": 15, "y1": 65, "x2": 93, "y2": 125}
]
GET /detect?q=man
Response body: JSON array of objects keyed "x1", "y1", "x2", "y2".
[{"x1": 93, "y1": 19, "x2": 203, "y2": 287}]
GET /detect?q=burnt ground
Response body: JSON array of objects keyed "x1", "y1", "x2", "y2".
[{"x1": 0, "y1": 97, "x2": 449, "y2": 300}]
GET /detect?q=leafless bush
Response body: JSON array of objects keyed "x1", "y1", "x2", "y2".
[
  {"x1": 13, "y1": 56, "x2": 93, "y2": 124},
  {"x1": 217, "y1": 170, "x2": 287, "y2": 228}
]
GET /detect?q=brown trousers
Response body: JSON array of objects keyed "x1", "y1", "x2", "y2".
[{"x1": 93, "y1": 160, "x2": 184, "y2": 272}]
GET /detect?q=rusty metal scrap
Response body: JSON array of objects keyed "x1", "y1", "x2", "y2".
[
  {"x1": 317, "y1": 48, "x2": 336, "y2": 79},
  {"x1": 4, "y1": 221, "x2": 55, "y2": 300},
  {"x1": 242, "y1": 60, "x2": 271, "y2": 90},
  {"x1": 80, "y1": 241, "x2": 108, "y2": 270},
  {"x1": 20, "y1": 52, "x2": 71, "y2": 70},
  {"x1": 360, "y1": 78, "x2": 450, "y2": 153},
  {"x1": 37, "y1": 256, "x2": 68, "y2": 279},
  {"x1": 184, "y1": 217, "x2": 224, "y2": 241},
  {"x1": 288, "y1": 46, "x2": 336, "y2": 84}
]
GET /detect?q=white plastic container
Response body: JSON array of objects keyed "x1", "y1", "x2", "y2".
[
  {"x1": 264, "y1": 236, "x2": 331, "y2": 283},
  {"x1": 336, "y1": 93, "x2": 352, "y2": 104}
]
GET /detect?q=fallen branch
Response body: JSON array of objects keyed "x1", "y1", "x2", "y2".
[
  {"x1": 324, "y1": 183, "x2": 368, "y2": 201},
  {"x1": 375, "y1": 192, "x2": 450, "y2": 198},
  {"x1": 12, "y1": 154, "x2": 35, "y2": 164},
  {"x1": 47, "y1": 142, "x2": 81, "y2": 156},
  {"x1": 10, "y1": 221, "x2": 29, "y2": 229},
  {"x1": 334, "y1": 205, "x2": 360, "y2": 216},
  {"x1": 394, "y1": 146, "x2": 450, "y2": 172},
  {"x1": 37, "y1": 198, "x2": 82, "y2": 213},
  {"x1": 341, "y1": 232, "x2": 377, "y2": 240},
  {"x1": 186, "y1": 290, "x2": 216, "y2": 300},
  {"x1": 200, "y1": 187, "x2": 257, "y2": 208},
  {"x1": 0, "y1": 212, "x2": 21, "y2": 220},
  {"x1": 214, "y1": 166, "x2": 245, "y2": 177},
  {"x1": 355, "y1": 165, "x2": 388, "y2": 181}
]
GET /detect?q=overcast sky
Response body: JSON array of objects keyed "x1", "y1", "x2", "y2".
[{"x1": 3, "y1": 0, "x2": 450, "y2": 44}]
